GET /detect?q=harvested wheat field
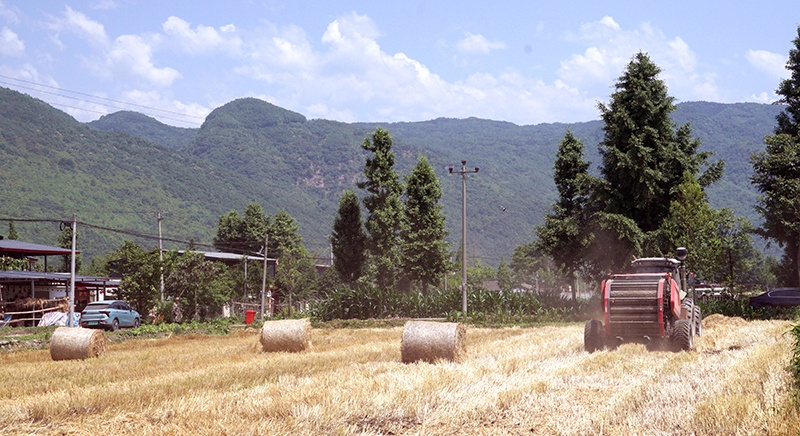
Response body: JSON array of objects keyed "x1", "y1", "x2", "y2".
[{"x1": 2, "y1": 316, "x2": 799, "y2": 435}]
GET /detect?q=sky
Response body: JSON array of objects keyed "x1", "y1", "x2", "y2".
[{"x1": 0, "y1": 1, "x2": 797, "y2": 128}]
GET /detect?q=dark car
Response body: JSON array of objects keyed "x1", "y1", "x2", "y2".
[
  {"x1": 749, "y1": 287, "x2": 800, "y2": 308},
  {"x1": 79, "y1": 300, "x2": 141, "y2": 331}
]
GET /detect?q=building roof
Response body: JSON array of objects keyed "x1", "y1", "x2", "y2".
[
  {"x1": 0, "y1": 239, "x2": 79, "y2": 258},
  {"x1": 0, "y1": 270, "x2": 118, "y2": 288},
  {"x1": 175, "y1": 250, "x2": 272, "y2": 264}
]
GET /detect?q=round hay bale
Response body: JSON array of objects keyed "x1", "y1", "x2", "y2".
[
  {"x1": 260, "y1": 318, "x2": 311, "y2": 352},
  {"x1": 401, "y1": 320, "x2": 465, "y2": 364},
  {"x1": 50, "y1": 327, "x2": 105, "y2": 361}
]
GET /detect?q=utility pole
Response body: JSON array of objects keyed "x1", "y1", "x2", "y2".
[
  {"x1": 448, "y1": 160, "x2": 479, "y2": 315},
  {"x1": 68, "y1": 214, "x2": 77, "y2": 327},
  {"x1": 157, "y1": 211, "x2": 164, "y2": 301},
  {"x1": 243, "y1": 255, "x2": 248, "y2": 298},
  {"x1": 260, "y1": 233, "x2": 269, "y2": 320}
]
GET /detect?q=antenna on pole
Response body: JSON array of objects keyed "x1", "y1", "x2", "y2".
[{"x1": 447, "y1": 160, "x2": 479, "y2": 315}]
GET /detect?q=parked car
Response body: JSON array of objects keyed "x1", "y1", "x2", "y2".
[
  {"x1": 749, "y1": 287, "x2": 800, "y2": 308},
  {"x1": 79, "y1": 300, "x2": 141, "y2": 331}
]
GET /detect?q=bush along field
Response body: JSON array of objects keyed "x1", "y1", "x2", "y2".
[{"x1": 307, "y1": 285, "x2": 591, "y2": 325}]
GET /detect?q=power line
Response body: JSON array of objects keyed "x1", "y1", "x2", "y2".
[
  {"x1": 0, "y1": 216, "x2": 332, "y2": 262},
  {"x1": 0, "y1": 75, "x2": 205, "y2": 127}
]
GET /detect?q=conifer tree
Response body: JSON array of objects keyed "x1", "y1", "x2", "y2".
[
  {"x1": 593, "y1": 52, "x2": 722, "y2": 271},
  {"x1": 402, "y1": 155, "x2": 449, "y2": 291},
  {"x1": 359, "y1": 127, "x2": 404, "y2": 289},
  {"x1": 775, "y1": 26, "x2": 800, "y2": 137},
  {"x1": 535, "y1": 131, "x2": 594, "y2": 281},
  {"x1": 7, "y1": 221, "x2": 18, "y2": 240},
  {"x1": 752, "y1": 26, "x2": 800, "y2": 286},
  {"x1": 331, "y1": 190, "x2": 367, "y2": 284}
]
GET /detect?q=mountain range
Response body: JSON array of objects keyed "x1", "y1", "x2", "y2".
[{"x1": 0, "y1": 86, "x2": 784, "y2": 266}]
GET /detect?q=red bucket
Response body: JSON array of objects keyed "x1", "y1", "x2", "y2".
[{"x1": 245, "y1": 310, "x2": 256, "y2": 324}]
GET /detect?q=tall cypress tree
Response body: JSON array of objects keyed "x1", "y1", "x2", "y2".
[
  {"x1": 331, "y1": 190, "x2": 367, "y2": 284},
  {"x1": 359, "y1": 127, "x2": 404, "y2": 289},
  {"x1": 402, "y1": 155, "x2": 449, "y2": 292},
  {"x1": 752, "y1": 26, "x2": 800, "y2": 286},
  {"x1": 536, "y1": 131, "x2": 594, "y2": 281},
  {"x1": 752, "y1": 135, "x2": 800, "y2": 286},
  {"x1": 775, "y1": 25, "x2": 800, "y2": 137},
  {"x1": 598, "y1": 52, "x2": 680, "y2": 233},
  {"x1": 596, "y1": 52, "x2": 722, "y2": 266},
  {"x1": 7, "y1": 221, "x2": 18, "y2": 240}
]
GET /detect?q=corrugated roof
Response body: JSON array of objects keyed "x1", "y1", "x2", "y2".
[
  {"x1": 0, "y1": 270, "x2": 118, "y2": 287},
  {"x1": 175, "y1": 250, "x2": 271, "y2": 263},
  {"x1": 0, "y1": 239, "x2": 79, "y2": 257}
]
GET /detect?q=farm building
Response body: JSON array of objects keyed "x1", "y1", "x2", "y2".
[{"x1": 0, "y1": 239, "x2": 118, "y2": 326}]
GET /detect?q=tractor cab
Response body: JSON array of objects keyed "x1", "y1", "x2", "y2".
[{"x1": 629, "y1": 257, "x2": 681, "y2": 276}]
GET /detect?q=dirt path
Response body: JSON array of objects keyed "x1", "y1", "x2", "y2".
[{"x1": 1, "y1": 317, "x2": 798, "y2": 435}]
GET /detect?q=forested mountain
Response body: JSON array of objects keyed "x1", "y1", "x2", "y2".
[
  {"x1": 0, "y1": 86, "x2": 784, "y2": 266},
  {"x1": 89, "y1": 111, "x2": 197, "y2": 150}
]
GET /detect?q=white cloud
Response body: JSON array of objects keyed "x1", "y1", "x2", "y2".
[
  {"x1": 233, "y1": 12, "x2": 600, "y2": 124},
  {"x1": 746, "y1": 49, "x2": 788, "y2": 80},
  {"x1": 47, "y1": 7, "x2": 181, "y2": 87},
  {"x1": 162, "y1": 16, "x2": 242, "y2": 55},
  {"x1": 89, "y1": 0, "x2": 118, "y2": 11},
  {"x1": 107, "y1": 34, "x2": 181, "y2": 87},
  {"x1": 0, "y1": 27, "x2": 23, "y2": 56},
  {"x1": 321, "y1": 12, "x2": 383, "y2": 64},
  {"x1": 456, "y1": 33, "x2": 506, "y2": 54},
  {"x1": 239, "y1": 23, "x2": 316, "y2": 81},
  {"x1": 0, "y1": 1, "x2": 19, "y2": 24},
  {"x1": 559, "y1": 16, "x2": 719, "y2": 102},
  {"x1": 51, "y1": 6, "x2": 109, "y2": 47},
  {"x1": 120, "y1": 89, "x2": 209, "y2": 127},
  {"x1": 750, "y1": 91, "x2": 774, "y2": 103}
]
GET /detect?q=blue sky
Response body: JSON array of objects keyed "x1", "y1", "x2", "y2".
[{"x1": 0, "y1": 1, "x2": 797, "y2": 128}]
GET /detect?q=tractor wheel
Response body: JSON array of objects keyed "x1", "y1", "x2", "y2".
[
  {"x1": 584, "y1": 319, "x2": 604, "y2": 353},
  {"x1": 671, "y1": 319, "x2": 693, "y2": 352},
  {"x1": 693, "y1": 305, "x2": 702, "y2": 337},
  {"x1": 681, "y1": 300, "x2": 697, "y2": 337}
]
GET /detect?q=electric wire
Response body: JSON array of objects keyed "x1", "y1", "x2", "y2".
[
  {"x1": 0, "y1": 216, "x2": 332, "y2": 263},
  {"x1": 0, "y1": 75, "x2": 204, "y2": 127}
]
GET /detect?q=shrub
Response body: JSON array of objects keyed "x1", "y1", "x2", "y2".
[{"x1": 308, "y1": 286, "x2": 589, "y2": 323}]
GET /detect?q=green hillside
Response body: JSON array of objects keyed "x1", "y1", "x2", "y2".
[
  {"x1": 0, "y1": 87, "x2": 785, "y2": 267},
  {"x1": 0, "y1": 88, "x2": 257, "y2": 260},
  {"x1": 88, "y1": 110, "x2": 197, "y2": 150}
]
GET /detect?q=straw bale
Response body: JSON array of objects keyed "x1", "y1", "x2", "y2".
[
  {"x1": 259, "y1": 318, "x2": 311, "y2": 352},
  {"x1": 401, "y1": 320, "x2": 465, "y2": 364},
  {"x1": 50, "y1": 327, "x2": 105, "y2": 361},
  {"x1": 702, "y1": 313, "x2": 748, "y2": 329}
]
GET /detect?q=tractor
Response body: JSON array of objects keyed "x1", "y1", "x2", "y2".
[{"x1": 584, "y1": 247, "x2": 702, "y2": 352}]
